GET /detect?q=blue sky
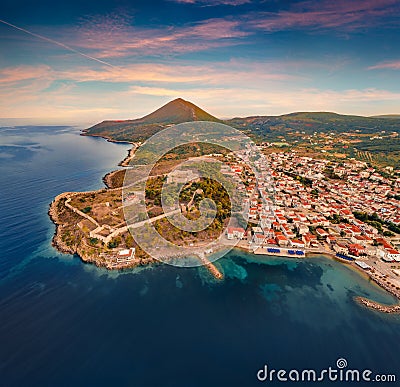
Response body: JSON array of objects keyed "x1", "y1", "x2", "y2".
[{"x1": 1, "y1": 0, "x2": 400, "y2": 124}]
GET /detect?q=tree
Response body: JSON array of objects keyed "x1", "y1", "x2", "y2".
[
  {"x1": 89, "y1": 237, "x2": 98, "y2": 246},
  {"x1": 125, "y1": 234, "x2": 134, "y2": 248},
  {"x1": 108, "y1": 237, "x2": 121, "y2": 249},
  {"x1": 383, "y1": 230, "x2": 395, "y2": 237},
  {"x1": 82, "y1": 206, "x2": 92, "y2": 214}
]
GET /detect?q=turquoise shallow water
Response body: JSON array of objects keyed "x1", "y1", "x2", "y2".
[{"x1": 0, "y1": 126, "x2": 400, "y2": 386}]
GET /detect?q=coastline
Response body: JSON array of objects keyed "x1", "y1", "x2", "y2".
[
  {"x1": 302, "y1": 251, "x2": 400, "y2": 311},
  {"x1": 49, "y1": 192, "x2": 400, "y2": 311},
  {"x1": 49, "y1": 132, "x2": 400, "y2": 313},
  {"x1": 49, "y1": 190, "x2": 156, "y2": 270},
  {"x1": 102, "y1": 169, "x2": 123, "y2": 189},
  {"x1": 94, "y1": 133, "x2": 138, "y2": 188},
  {"x1": 119, "y1": 143, "x2": 138, "y2": 167},
  {"x1": 48, "y1": 192, "x2": 78, "y2": 256},
  {"x1": 80, "y1": 130, "x2": 134, "y2": 146},
  {"x1": 236, "y1": 242, "x2": 400, "y2": 312}
]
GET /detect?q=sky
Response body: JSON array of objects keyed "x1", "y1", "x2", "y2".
[{"x1": 1, "y1": 0, "x2": 400, "y2": 125}]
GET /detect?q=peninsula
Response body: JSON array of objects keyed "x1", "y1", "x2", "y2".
[{"x1": 50, "y1": 98, "x2": 400, "y2": 309}]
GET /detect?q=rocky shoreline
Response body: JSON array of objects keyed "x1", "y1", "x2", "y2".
[
  {"x1": 80, "y1": 130, "x2": 133, "y2": 145},
  {"x1": 50, "y1": 195, "x2": 400, "y2": 311},
  {"x1": 80, "y1": 131, "x2": 137, "y2": 166},
  {"x1": 51, "y1": 132, "x2": 400, "y2": 312},
  {"x1": 119, "y1": 144, "x2": 138, "y2": 167},
  {"x1": 48, "y1": 192, "x2": 77, "y2": 256},
  {"x1": 310, "y1": 251, "x2": 400, "y2": 313},
  {"x1": 102, "y1": 142, "x2": 139, "y2": 188},
  {"x1": 48, "y1": 191, "x2": 152, "y2": 270},
  {"x1": 355, "y1": 296, "x2": 400, "y2": 314},
  {"x1": 102, "y1": 169, "x2": 122, "y2": 189}
]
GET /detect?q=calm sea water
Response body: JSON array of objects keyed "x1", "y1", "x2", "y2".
[{"x1": 1, "y1": 126, "x2": 400, "y2": 386}]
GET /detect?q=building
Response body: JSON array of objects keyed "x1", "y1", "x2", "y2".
[
  {"x1": 116, "y1": 248, "x2": 135, "y2": 262},
  {"x1": 276, "y1": 234, "x2": 289, "y2": 247},
  {"x1": 333, "y1": 243, "x2": 348, "y2": 254},
  {"x1": 385, "y1": 248, "x2": 400, "y2": 262},
  {"x1": 253, "y1": 233, "x2": 266, "y2": 246},
  {"x1": 326, "y1": 235, "x2": 336, "y2": 244},
  {"x1": 167, "y1": 169, "x2": 199, "y2": 184},
  {"x1": 348, "y1": 243, "x2": 366, "y2": 257},
  {"x1": 290, "y1": 239, "x2": 305, "y2": 248},
  {"x1": 316, "y1": 228, "x2": 329, "y2": 238},
  {"x1": 355, "y1": 261, "x2": 371, "y2": 270},
  {"x1": 296, "y1": 223, "x2": 309, "y2": 235},
  {"x1": 226, "y1": 227, "x2": 245, "y2": 240}
]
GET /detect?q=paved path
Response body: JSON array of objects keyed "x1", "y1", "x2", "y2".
[
  {"x1": 103, "y1": 209, "x2": 181, "y2": 243},
  {"x1": 64, "y1": 196, "x2": 100, "y2": 227}
]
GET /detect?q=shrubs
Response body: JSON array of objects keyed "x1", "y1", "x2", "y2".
[
  {"x1": 81, "y1": 206, "x2": 92, "y2": 214},
  {"x1": 353, "y1": 211, "x2": 400, "y2": 235},
  {"x1": 107, "y1": 237, "x2": 121, "y2": 249},
  {"x1": 89, "y1": 237, "x2": 99, "y2": 246}
]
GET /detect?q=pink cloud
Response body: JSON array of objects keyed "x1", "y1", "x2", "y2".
[
  {"x1": 248, "y1": 0, "x2": 400, "y2": 32},
  {"x1": 0, "y1": 60, "x2": 302, "y2": 100},
  {"x1": 0, "y1": 65, "x2": 52, "y2": 84},
  {"x1": 53, "y1": 0, "x2": 399, "y2": 62},
  {"x1": 16, "y1": 0, "x2": 396, "y2": 64},
  {"x1": 368, "y1": 60, "x2": 400, "y2": 70},
  {"x1": 63, "y1": 14, "x2": 248, "y2": 59},
  {"x1": 57, "y1": 60, "x2": 300, "y2": 85}
]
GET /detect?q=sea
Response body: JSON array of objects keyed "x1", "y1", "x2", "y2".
[{"x1": 0, "y1": 125, "x2": 399, "y2": 386}]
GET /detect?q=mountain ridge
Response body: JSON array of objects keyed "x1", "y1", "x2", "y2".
[
  {"x1": 136, "y1": 98, "x2": 220, "y2": 124},
  {"x1": 82, "y1": 98, "x2": 400, "y2": 143},
  {"x1": 82, "y1": 98, "x2": 221, "y2": 142}
]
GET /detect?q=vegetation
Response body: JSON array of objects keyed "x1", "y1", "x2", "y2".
[
  {"x1": 83, "y1": 98, "x2": 220, "y2": 142},
  {"x1": 327, "y1": 214, "x2": 348, "y2": 224},
  {"x1": 83, "y1": 98, "x2": 400, "y2": 168},
  {"x1": 89, "y1": 237, "x2": 99, "y2": 246},
  {"x1": 104, "y1": 170, "x2": 125, "y2": 189},
  {"x1": 353, "y1": 211, "x2": 383, "y2": 232},
  {"x1": 107, "y1": 237, "x2": 121, "y2": 249},
  {"x1": 353, "y1": 211, "x2": 400, "y2": 235},
  {"x1": 323, "y1": 166, "x2": 342, "y2": 180},
  {"x1": 282, "y1": 171, "x2": 313, "y2": 187}
]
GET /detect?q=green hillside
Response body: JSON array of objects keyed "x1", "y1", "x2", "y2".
[
  {"x1": 82, "y1": 98, "x2": 221, "y2": 142},
  {"x1": 82, "y1": 99, "x2": 400, "y2": 167}
]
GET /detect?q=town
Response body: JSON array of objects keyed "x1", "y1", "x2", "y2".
[
  {"x1": 221, "y1": 144, "x2": 400, "y2": 302},
  {"x1": 50, "y1": 137, "x2": 400, "y2": 302}
]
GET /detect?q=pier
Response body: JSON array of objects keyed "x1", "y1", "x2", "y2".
[
  {"x1": 199, "y1": 253, "x2": 223, "y2": 280},
  {"x1": 355, "y1": 297, "x2": 400, "y2": 314}
]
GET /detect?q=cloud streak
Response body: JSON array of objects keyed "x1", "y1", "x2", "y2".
[
  {"x1": 40, "y1": 0, "x2": 399, "y2": 61},
  {"x1": 6, "y1": 1, "x2": 398, "y2": 63},
  {"x1": 0, "y1": 57, "x2": 311, "y2": 89},
  {"x1": 0, "y1": 60, "x2": 301, "y2": 91},
  {"x1": 0, "y1": 65, "x2": 53, "y2": 84},
  {"x1": 247, "y1": 0, "x2": 400, "y2": 32},
  {"x1": 68, "y1": 16, "x2": 249, "y2": 59},
  {"x1": 368, "y1": 60, "x2": 400, "y2": 70}
]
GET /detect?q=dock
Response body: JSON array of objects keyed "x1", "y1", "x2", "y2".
[{"x1": 198, "y1": 253, "x2": 224, "y2": 280}]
